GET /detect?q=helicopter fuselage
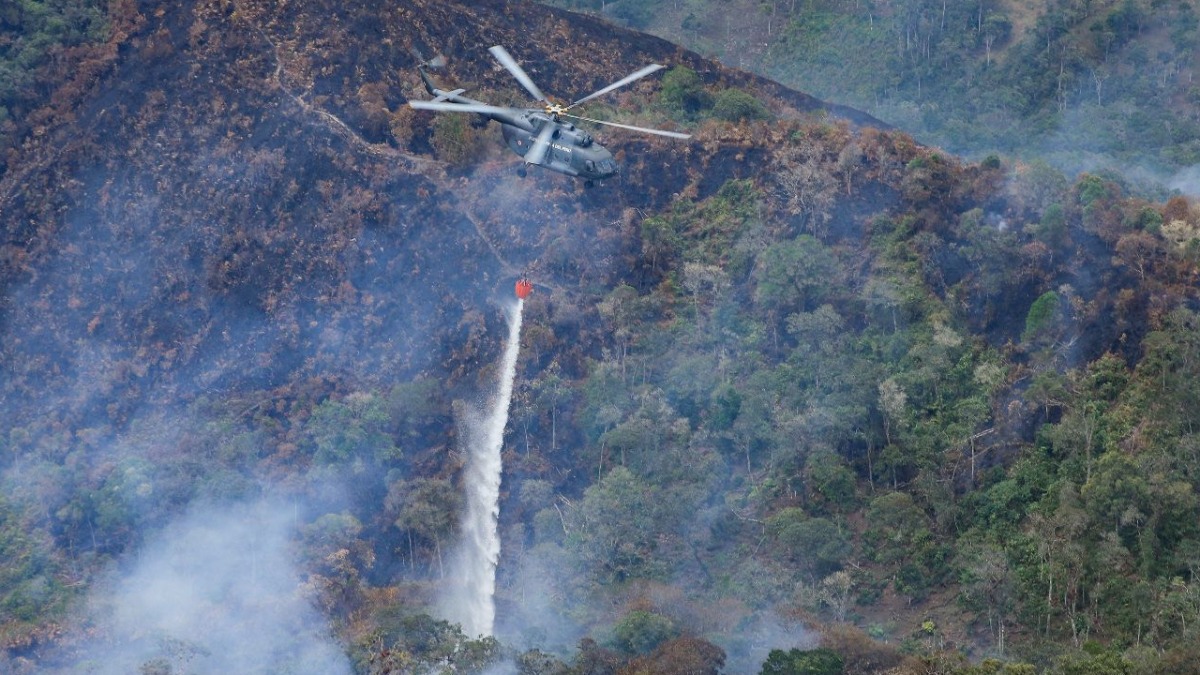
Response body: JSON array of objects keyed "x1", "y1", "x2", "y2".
[
  {"x1": 419, "y1": 70, "x2": 618, "y2": 181},
  {"x1": 500, "y1": 114, "x2": 617, "y2": 181}
]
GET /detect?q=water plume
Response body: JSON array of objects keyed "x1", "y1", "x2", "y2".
[{"x1": 442, "y1": 299, "x2": 524, "y2": 637}]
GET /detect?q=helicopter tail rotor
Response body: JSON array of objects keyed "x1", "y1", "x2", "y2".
[
  {"x1": 409, "y1": 45, "x2": 448, "y2": 70},
  {"x1": 423, "y1": 54, "x2": 448, "y2": 69}
]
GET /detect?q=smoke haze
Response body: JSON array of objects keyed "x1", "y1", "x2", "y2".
[{"x1": 59, "y1": 502, "x2": 352, "y2": 675}]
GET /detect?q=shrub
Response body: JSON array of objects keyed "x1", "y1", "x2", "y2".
[
  {"x1": 712, "y1": 88, "x2": 772, "y2": 122},
  {"x1": 658, "y1": 66, "x2": 712, "y2": 121},
  {"x1": 612, "y1": 610, "x2": 679, "y2": 655}
]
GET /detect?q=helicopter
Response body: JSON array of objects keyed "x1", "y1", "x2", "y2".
[{"x1": 409, "y1": 46, "x2": 690, "y2": 184}]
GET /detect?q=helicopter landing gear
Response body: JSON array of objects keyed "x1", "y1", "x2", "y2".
[
  {"x1": 517, "y1": 166, "x2": 528, "y2": 178},
  {"x1": 583, "y1": 179, "x2": 595, "y2": 189}
]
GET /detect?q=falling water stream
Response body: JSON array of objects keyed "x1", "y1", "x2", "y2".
[{"x1": 443, "y1": 299, "x2": 523, "y2": 637}]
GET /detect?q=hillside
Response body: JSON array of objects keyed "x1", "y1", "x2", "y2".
[
  {"x1": 543, "y1": 0, "x2": 1200, "y2": 188},
  {"x1": 2, "y1": 1, "x2": 1200, "y2": 674}
]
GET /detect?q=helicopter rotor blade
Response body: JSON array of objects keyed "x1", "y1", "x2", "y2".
[
  {"x1": 562, "y1": 113, "x2": 691, "y2": 139},
  {"x1": 568, "y1": 64, "x2": 665, "y2": 110},
  {"x1": 409, "y1": 100, "x2": 523, "y2": 117},
  {"x1": 488, "y1": 45, "x2": 548, "y2": 103},
  {"x1": 524, "y1": 122, "x2": 557, "y2": 166}
]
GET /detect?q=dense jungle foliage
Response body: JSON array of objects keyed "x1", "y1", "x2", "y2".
[
  {"x1": 542, "y1": 0, "x2": 1200, "y2": 181},
  {"x1": 4, "y1": 0, "x2": 1200, "y2": 674},
  {"x1": 0, "y1": 0, "x2": 110, "y2": 176}
]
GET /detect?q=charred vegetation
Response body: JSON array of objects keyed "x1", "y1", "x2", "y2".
[{"x1": 2, "y1": 0, "x2": 1200, "y2": 672}]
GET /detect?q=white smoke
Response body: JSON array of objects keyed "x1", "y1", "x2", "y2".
[
  {"x1": 1168, "y1": 164, "x2": 1200, "y2": 197},
  {"x1": 62, "y1": 502, "x2": 352, "y2": 674},
  {"x1": 440, "y1": 299, "x2": 524, "y2": 637}
]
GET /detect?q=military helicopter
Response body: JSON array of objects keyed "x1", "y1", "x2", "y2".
[{"x1": 409, "y1": 46, "x2": 689, "y2": 184}]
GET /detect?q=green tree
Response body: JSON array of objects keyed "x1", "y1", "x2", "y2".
[
  {"x1": 753, "y1": 236, "x2": 838, "y2": 315},
  {"x1": 612, "y1": 609, "x2": 679, "y2": 655},
  {"x1": 957, "y1": 541, "x2": 1016, "y2": 656},
  {"x1": 385, "y1": 478, "x2": 460, "y2": 576},
  {"x1": 760, "y1": 647, "x2": 844, "y2": 675},
  {"x1": 768, "y1": 508, "x2": 852, "y2": 577},
  {"x1": 712, "y1": 88, "x2": 772, "y2": 121},
  {"x1": 804, "y1": 445, "x2": 857, "y2": 512},
  {"x1": 357, "y1": 611, "x2": 503, "y2": 674},
  {"x1": 1022, "y1": 291, "x2": 1063, "y2": 344},
  {"x1": 1055, "y1": 644, "x2": 1133, "y2": 675},
  {"x1": 980, "y1": 13, "x2": 1013, "y2": 66},
  {"x1": 306, "y1": 392, "x2": 399, "y2": 465},
  {"x1": 1133, "y1": 308, "x2": 1200, "y2": 436},
  {"x1": 658, "y1": 66, "x2": 712, "y2": 121},
  {"x1": 0, "y1": 0, "x2": 107, "y2": 104},
  {"x1": 1025, "y1": 483, "x2": 1090, "y2": 642},
  {"x1": 597, "y1": 388, "x2": 689, "y2": 475},
  {"x1": 863, "y1": 491, "x2": 947, "y2": 599},
  {"x1": 566, "y1": 466, "x2": 686, "y2": 583},
  {"x1": 0, "y1": 497, "x2": 65, "y2": 624}
]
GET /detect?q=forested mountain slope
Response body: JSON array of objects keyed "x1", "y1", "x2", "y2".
[
  {"x1": 2, "y1": 1, "x2": 1200, "y2": 674},
  {"x1": 543, "y1": 0, "x2": 1200, "y2": 188}
]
